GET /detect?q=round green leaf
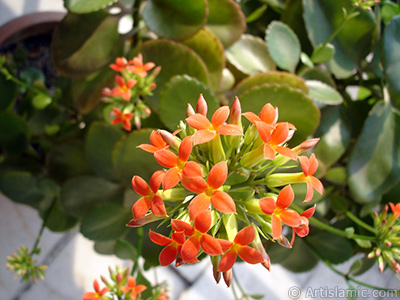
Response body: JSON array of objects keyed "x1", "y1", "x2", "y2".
[
  {"x1": 47, "y1": 140, "x2": 93, "y2": 182},
  {"x1": 206, "y1": 0, "x2": 246, "y2": 48},
  {"x1": 51, "y1": 11, "x2": 119, "y2": 77},
  {"x1": 114, "y1": 239, "x2": 137, "y2": 260},
  {"x1": 60, "y1": 175, "x2": 124, "y2": 218},
  {"x1": 234, "y1": 71, "x2": 308, "y2": 97},
  {"x1": 159, "y1": 75, "x2": 219, "y2": 131},
  {"x1": 314, "y1": 106, "x2": 350, "y2": 168},
  {"x1": 112, "y1": 129, "x2": 160, "y2": 185},
  {"x1": 85, "y1": 122, "x2": 124, "y2": 182},
  {"x1": 32, "y1": 94, "x2": 52, "y2": 110},
  {"x1": 0, "y1": 73, "x2": 17, "y2": 111},
  {"x1": 299, "y1": 68, "x2": 336, "y2": 87},
  {"x1": 348, "y1": 101, "x2": 400, "y2": 204},
  {"x1": 94, "y1": 240, "x2": 117, "y2": 255},
  {"x1": 142, "y1": 0, "x2": 207, "y2": 40},
  {"x1": 40, "y1": 200, "x2": 79, "y2": 232},
  {"x1": 311, "y1": 43, "x2": 335, "y2": 64},
  {"x1": 182, "y1": 28, "x2": 225, "y2": 90},
  {"x1": 303, "y1": 0, "x2": 377, "y2": 78},
  {"x1": 306, "y1": 80, "x2": 343, "y2": 105},
  {"x1": 141, "y1": 40, "x2": 209, "y2": 111},
  {"x1": 0, "y1": 112, "x2": 28, "y2": 154},
  {"x1": 226, "y1": 34, "x2": 275, "y2": 76},
  {"x1": 80, "y1": 203, "x2": 131, "y2": 241},
  {"x1": 239, "y1": 84, "x2": 320, "y2": 145},
  {"x1": 64, "y1": 0, "x2": 118, "y2": 13},
  {"x1": 265, "y1": 21, "x2": 301, "y2": 73}
]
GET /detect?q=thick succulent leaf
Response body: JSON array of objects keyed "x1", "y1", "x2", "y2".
[
  {"x1": 85, "y1": 122, "x2": 124, "y2": 182},
  {"x1": 47, "y1": 140, "x2": 93, "y2": 182},
  {"x1": 159, "y1": 75, "x2": 219, "y2": 131},
  {"x1": 80, "y1": 203, "x2": 131, "y2": 241},
  {"x1": 182, "y1": 28, "x2": 225, "y2": 90},
  {"x1": 64, "y1": 0, "x2": 118, "y2": 13},
  {"x1": 303, "y1": 0, "x2": 377, "y2": 78},
  {"x1": 314, "y1": 106, "x2": 350, "y2": 168},
  {"x1": 265, "y1": 21, "x2": 301, "y2": 73},
  {"x1": 0, "y1": 112, "x2": 28, "y2": 154},
  {"x1": 240, "y1": 84, "x2": 320, "y2": 145},
  {"x1": 114, "y1": 239, "x2": 138, "y2": 260},
  {"x1": 0, "y1": 73, "x2": 17, "y2": 111},
  {"x1": 306, "y1": 80, "x2": 343, "y2": 105},
  {"x1": 311, "y1": 43, "x2": 335, "y2": 64},
  {"x1": 225, "y1": 34, "x2": 275, "y2": 76},
  {"x1": 40, "y1": 199, "x2": 79, "y2": 232},
  {"x1": 382, "y1": 15, "x2": 400, "y2": 110},
  {"x1": 141, "y1": 40, "x2": 209, "y2": 111},
  {"x1": 299, "y1": 68, "x2": 336, "y2": 87},
  {"x1": 142, "y1": 0, "x2": 207, "y2": 40},
  {"x1": 51, "y1": 11, "x2": 119, "y2": 77},
  {"x1": 348, "y1": 101, "x2": 400, "y2": 204},
  {"x1": 60, "y1": 175, "x2": 124, "y2": 218},
  {"x1": 206, "y1": 0, "x2": 246, "y2": 48},
  {"x1": 112, "y1": 129, "x2": 160, "y2": 185},
  {"x1": 234, "y1": 71, "x2": 308, "y2": 97}
]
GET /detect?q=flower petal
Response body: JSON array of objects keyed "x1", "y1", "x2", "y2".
[
  {"x1": 150, "y1": 131, "x2": 167, "y2": 148},
  {"x1": 299, "y1": 155, "x2": 310, "y2": 176},
  {"x1": 234, "y1": 225, "x2": 255, "y2": 246},
  {"x1": 192, "y1": 129, "x2": 216, "y2": 145},
  {"x1": 188, "y1": 193, "x2": 211, "y2": 220},
  {"x1": 217, "y1": 238, "x2": 233, "y2": 251},
  {"x1": 186, "y1": 114, "x2": 211, "y2": 130},
  {"x1": 309, "y1": 176, "x2": 324, "y2": 195},
  {"x1": 150, "y1": 170, "x2": 164, "y2": 193},
  {"x1": 82, "y1": 292, "x2": 97, "y2": 300},
  {"x1": 194, "y1": 210, "x2": 211, "y2": 233},
  {"x1": 276, "y1": 185, "x2": 294, "y2": 209},
  {"x1": 259, "y1": 103, "x2": 278, "y2": 125},
  {"x1": 308, "y1": 153, "x2": 318, "y2": 175},
  {"x1": 181, "y1": 175, "x2": 207, "y2": 194},
  {"x1": 150, "y1": 195, "x2": 167, "y2": 217},
  {"x1": 149, "y1": 230, "x2": 171, "y2": 246},
  {"x1": 163, "y1": 168, "x2": 181, "y2": 190},
  {"x1": 271, "y1": 214, "x2": 282, "y2": 239},
  {"x1": 279, "y1": 209, "x2": 301, "y2": 227},
  {"x1": 132, "y1": 197, "x2": 151, "y2": 220},
  {"x1": 159, "y1": 244, "x2": 178, "y2": 266},
  {"x1": 181, "y1": 236, "x2": 201, "y2": 262},
  {"x1": 255, "y1": 121, "x2": 272, "y2": 143},
  {"x1": 275, "y1": 145, "x2": 297, "y2": 160},
  {"x1": 294, "y1": 224, "x2": 310, "y2": 237},
  {"x1": 131, "y1": 176, "x2": 151, "y2": 196},
  {"x1": 171, "y1": 219, "x2": 195, "y2": 236},
  {"x1": 208, "y1": 161, "x2": 227, "y2": 189},
  {"x1": 242, "y1": 112, "x2": 261, "y2": 124},
  {"x1": 154, "y1": 150, "x2": 179, "y2": 168},
  {"x1": 270, "y1": 122, "x2": 289, "y2": 146},
  {"x1": 304, "y1": 180, "x2": 314, "y2": 202},
  {"x1": 182, "y1": 161, "x2": 203, "y2": 177},
  {"x1": 218, "y1": 249, "x2": 237, "y2": 272},
  {"x1": 136, "y1": 144, "x2": 160, "y2": 153},
  {"x1": 263, "y1": 143, "x2": 275, "y2": 160},
  {"x1": 259, "y1": 197, "x2": 276, "y2": 215},
  {"x1": 301, "y1": 205, "x2": 316, "y2": 218},
  {"x1": 211, "y1": 106, "x2": 229, "y2": 129},
  {"x1": 217, "y1": 124, "x2": 243, "y2": 136},
  {"x1": 237, "y1": 246, "x2": 264, "y2": 264},
  {"x1": 211, "y1": 190, "x2": 236, "y2": 214},
  {"x1": 179, "y1": 136, "x2": 192, "y2": 162},
  {"x1": 200, "y1": 234, "x2": 223, "y2": 256}
]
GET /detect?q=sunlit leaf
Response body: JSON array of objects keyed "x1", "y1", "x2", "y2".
[
  {"x1": 306, "y1": 80, "x2": 343, "y2": 105},
  {"x1": 64, "y1": 0, "x2": 118, "y2": 13}
]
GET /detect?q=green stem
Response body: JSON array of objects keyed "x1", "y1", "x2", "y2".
[
  {"x1": 323, "y1": 8, "x2": 360, "y2": 46},
  {"x1": 131, "y1": 0, "x2": 142, "y2": 49},
  {"x1": 131, "y1": 226, "x2": 143, "y2": 276},
  {"x1": 31, "y1": 199, "x2": 57, "y2": 255},
  {"x1": 345, "y1": 211, "x2": 377, "y2": 234}
]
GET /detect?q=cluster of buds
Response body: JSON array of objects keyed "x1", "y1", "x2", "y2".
[
  {"x1": 127, "y1": 95, "x2": 323, "y2": 286},
  {"x1": 368, "y1": 203, "x2": 400, "y2": 274},
  {"x1": 6, "y1": 246, "x2": 47, "y2": 284},
  {"x1": 82, "y1": 266, "x2": 168, "y2": 300},
  {"x1": 102, "y1": 54, "x2": 161, "y2": 130}
]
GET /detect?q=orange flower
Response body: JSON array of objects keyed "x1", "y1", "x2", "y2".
[
  {"x1": 259, "y1": 185, "x2": 301, "y2": 240},
  {"x1": 110, "y1": 57, "x2": 130, "y2": 72},
  {"x1": 149, "y1": 230, "x2": 186, "y2": 266},
  {"x1": 181, "y1": 161, "x2": 236, "y2": 220},
  {"x1": 82, "y1": 279, "x2": 109, "y2": 300},
  {"x1": 137, "y1": 130, "x2": 169, "y2": 153},
  {"x1": 218, "y1": 226, "x2": 264, "y2": 272},
  {"x1": 112, "y1": 75, "x2": 136, "y2": 101},
  {"x1": 242, "y1": 103, "x2": 279, "y2": 128},
  {"x1": 172, "y1": 210, "x2": 223, "y2": 262},
  {"x1": 131, "y1": 170, "x2": 166, "y2": 220},
  {"x1": 299, "y1": 153, "x2": 324, "y2": 202},
  {"x1": 186, "y1": 106, "x2": 243, "y2": 145},
  {"x1": 111, "y1": 107, "x2": 134, "y2": 131},
  {"x1": 154, "y1": 136, "x2": 192, "y2": 190},
  {"x1": 291, "y1": 205, "x2": 315, "y2": 246},
  {"x1": 121, "y1": 276, "x2": 147, "y2": 299},
  {"x1": 128, "y1": 54, "x2": 155, "y2": 77},
  {"x1": 390, "y1": 202, "x2": 400, "y2": 218}
]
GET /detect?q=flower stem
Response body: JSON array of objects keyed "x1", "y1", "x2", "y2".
[
  {"x1": 131, "y1": 226, "x2": 143, "y2": 276},
  {"x1": 31, "y1": 199, "x2": 57, "y2": 255},
  {"x1": 345, "y1": 211, "x2": 377, "y2": 234}
]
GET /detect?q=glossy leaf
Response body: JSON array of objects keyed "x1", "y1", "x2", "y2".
[
  {"x1": 182, "y1": 28, "x2": 225, "y2": 90},
  {"x1": 112, "y1": 129, "x2": 160, "y2": 185},
  {"x1": 348, "y1": 101, "x2": 400, "y2": 204},
  {"x1": 51, "y1": 11, "x2": 119, "y2": 77},
  {"x1": 303, "y1": 0, "x2": 377, "y2": 78},
  {"x1": 64, "y1": 0, "x2": 118, "y2": 13},
  {"x1": 85, "y1": 122, "x2": 124, "y2": 182},
  {"x1": 314, "y1": 106, "x2": 350, "y2": 168},
  {"x1": 142, "y1": 0, "x2": 207, "y2": 40},
  {"x1": 80, "y1": 203, "x2": 131, "y2": 241},
  {"x1": 306, "y1": 80, "x2": 343, "y2": 105},
  {"x1": 239, "y1": 84, "x2": 320, "y2": 145},
  {"x1": 47, "y1": 140, "x2": 93, "y2": 182},
  {"x1": 60, "y1": 175, "x2": 124, "y2": 218},
  {"x1": 159, "y1": 75, "x2": 219, "y2": 131},
  {"x1": 225, "y1": 34, "x2": 275, "y2": 76},
  {"x1": 234, "y1": 71, "x2": 308, "y2": 97},
  {"x1": 0, "y1": 73, "x2": 17, "y2": 111},
  {"x1": 265, "y1": 21, "x2": 301, "y2": 73},
  {"x1": 311, "y1": 43, "x2": 335, "y2": 64},
  {"x1": 141, "y1": 40, "x2": 209, "y2": 111},
  {"x1": 0, "y1": 112, "x2": 28, "y2": 154},
  {"x1": 206, "y1": 0, "x2": 246, "y2": 48}
]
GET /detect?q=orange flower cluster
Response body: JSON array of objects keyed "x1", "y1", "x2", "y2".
[{"x1": 128, "y1": 95, "x2": 323, "y2": 286}]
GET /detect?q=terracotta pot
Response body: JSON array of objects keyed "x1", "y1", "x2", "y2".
[{"x1": 0, "y1": 12, "x2": 65, "y2": 48}]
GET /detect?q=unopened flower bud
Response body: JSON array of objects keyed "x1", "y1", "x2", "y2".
[
  {"x1": 376, "y1": 249, "x2": 381, "y2": 257},
  {"x1": 186, "y1": 104, "x2": 195, "y2": 117},
  {"x1": 211, "y1": 256, "x2": 221, "y2": 284},
  {"x1": 377, "y1": 256, "x2": 385, "y2": 273},
  {"x1": 386, "y1": 241, "x2": 392, "y2": 247},
  {"x1": 229, "y1": 97, "x2": 242, "y2": 126},
  {"x1": 223, "y1": 269, "x2": 232, "y2": 287},
  {"x1": 116, "y1": 273, "x2": 123, "y2": 285},
  {"x1": 151, "y1": 66, "x2": 162, "y2": 78},
  {"x1": 265, "y1": 172, "x2": 305, "y2": 188},
  {"x1": 196, "y1": 94, "x2": 208, "y2": 116},
  {"x1": 101, "y1": 275, "x2": 110, "y2": 286},
  {"x1": 277, "y1": 235, "x2": 291, "y2": 248},
  {"x1": 159, "y1": 130, "x2": 180, "y2": 151},
  {"x1": 292, "y1": 138, "x2": 320, "y2": 155},
  {"x1": 367, "y1": 251, "x2": 375, "y2": 259}
]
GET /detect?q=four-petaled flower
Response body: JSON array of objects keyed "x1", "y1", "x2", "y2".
[
  {"x1": 218, "y1": 225, "x2": 264, "y2": 272},
  {"x1": 82, "y1": 279, "x2": 109, "y2": 300},
  {"x1": 137, "y1": 130, "x2": 169, "y2": 153},
  {"x1": 172, "y1": 210, "x2": 223, "y2": 262},
  {"x1": 154, "y1": 136, "x2": 193, "y2": 190},
  {"x1": 299, "y1": 153, "x2": 324, "y2": 202},
  {"x1": 131, "y1": 170, "x2": 166, "y2": 220},
  {"x1": 112, "y1": 75, "x2": 136, "y2": 101},
  {"x1": 149, "y1": 230, "x2": 186, "y2": 266},
  {"x1": 128, "y1": 53, "x2": 155, "y2": 77},
  {"x1": 111, "y1": 107, "x2": 134, "y2": 131},
  {"x1": 110, "y1": 57, "x2": 130, "y2": 72},
  {"x1": 121, "y1": 276, "x2": 147, "y2": 299},
  {"x1": 242, "y1": 103, "x2": 279, "y2": 128},
  {"x1": 182, "y1": 161, "x2": 236, "y2": 220},
  {"x1": 186, "y1": 106, "x2": 243, "y2": 145},
  {"x1": 390, "y1": 202, "x2": 400, "y2": 218},
  {"x1": 260, "y1": 185, "x2": 301, "y2": 240},
  {"x1": 291, "y1": 205, "x2": 315, "y2": 246}
]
